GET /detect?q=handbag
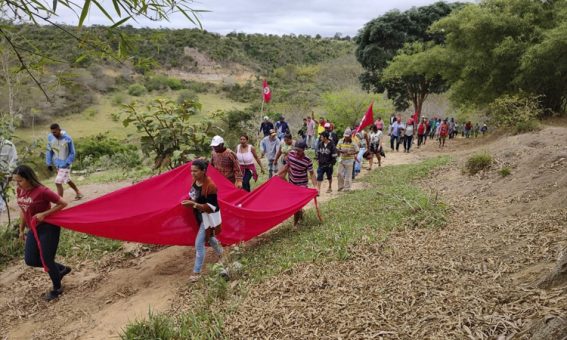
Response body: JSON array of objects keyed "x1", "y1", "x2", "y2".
[{"x1": 202, "y1": 203, "x2": 222, "y2": 235}]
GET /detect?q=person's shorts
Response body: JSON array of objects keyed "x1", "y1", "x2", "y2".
[
  {"x1": 55, "y1": 168, "x2": 71, "y2": 184},
  {"x1": 317, "y1": 165, "x2": 333, "y2": 181}
]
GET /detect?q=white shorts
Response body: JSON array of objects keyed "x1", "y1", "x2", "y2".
[{"x1": 55, "y1": 168, "x2": 71, "y2": 184}]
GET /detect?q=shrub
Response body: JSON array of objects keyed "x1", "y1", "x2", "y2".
[
  {"x1": 75, "y1": 134, "x2": 140, "y2": 170},
  {"x1": 177, "y1": 89, "x2": 199, "y2": 105},
  {"x1": 111, "y1": 93, "x2": 126, "y2": 106},
  {"x1": 121, "y1": 311, "x2": 175, "y2": 340},
  {"x1": 499, "y1": 167, "x2": 511, "y2": 177},
  {"x1": 145, "y1": 75, "x2": 185, "y2": 92},
  {"x1": 514, "y1": 119, "x2": 541, "y2": 134},
  {"x1": 465, "y1": 152, "x2": 492, "y2": 175},
  {"x1": 128, "y1": 84, "x2": 147, "y2": 97},
  {"x1": 488, "y1": 94, "x2": 542, "y2": 134}
]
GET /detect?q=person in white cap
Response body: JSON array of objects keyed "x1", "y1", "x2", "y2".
[
  {"x1": 260, "y1": 129, "x2": 281, "y2": 178},
  {"x1": 324, "y1": 122, "x2": 339, "y2": 145},
  {"x1": 210, "y1": 135, "x2": 243, "y2": 188},
  {"x1": 259, "y1": 116, "x2": 274, "y2": 138},
  {"x1": 336, "y1": 128, "x2": 359, "y2": 192}
]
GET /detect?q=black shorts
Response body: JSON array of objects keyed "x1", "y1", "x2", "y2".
[{"x1": 317, "y1": 165, "x2": 333, "y2": 181}]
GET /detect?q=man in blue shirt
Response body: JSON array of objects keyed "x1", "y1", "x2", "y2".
[
  {"x1": 388, "y1": 118, "x2": 402, "y2": 151},
  {"x1": 46, "y1": 123, "x2": 83, "y2": 199},
  {"x1": 274, "y1": 116, "x2": 290, "y2": 140}
]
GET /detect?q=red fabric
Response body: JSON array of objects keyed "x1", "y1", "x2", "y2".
[
  {"x1": 417, "y1": 123, "x2": 426, "y2": 135},
  {"x1": 45, "y1": 163, "x2": 317, "y2": 247},
  {"x1": 262, "y1": 79, "x2": 271, "y2": 103},
  {"x1": 17, "y1": 186, "x2": 61, "y2": 230},
  {"x1": 412, "y1": 112, "x2": 419, "y2": 123},
  {"x1": 355, "y1": 101, "x2": 374, "y2": 133}
]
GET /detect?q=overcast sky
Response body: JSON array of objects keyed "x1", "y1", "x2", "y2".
[{"x1": 53, "y1": 0, "x2": 467, "y2": 37}]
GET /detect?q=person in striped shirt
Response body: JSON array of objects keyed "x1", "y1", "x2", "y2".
[{"x1": 276, "y1": 141, "x2": 317, "y2": 226}]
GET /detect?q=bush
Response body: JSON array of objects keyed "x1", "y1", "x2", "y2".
[
  {"x1": 0, "y1": 224, "x2": 24, "y2": 268},
  {"x1": 177, "y1": 89, "x2": 199, "y2": 105},
  {"x1": 465, "y1": 152, "x2": 492, "y2": 175},
  {"x1": 144, "y1": 75, "x2": 185, "y2": 92},
  {"x1": 75, "y1": 134, "x2": 140, "y2": 170},
  {"x1": 514, "y1": 119, "x2": 541, "y2": 134},
  {"x1": 111, "y1": 93, "x2": 127, "y2": 106},
  {"x1": 499, "y1": 167, "x2": 511, "y2": 177},
  {"x1": 128, "y1": 84, "x2": 147, "y2": 97},
  {"x1": 121, "y1": 311, "x2": 175, "y2": 340},
  {"x1": 488, "y1": 94, "x2": 542, "y2": 134}
]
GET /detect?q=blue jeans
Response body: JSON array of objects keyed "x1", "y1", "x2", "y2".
[
  {"x1": 193, "y1": 222, "x2": 223, "y2": 274},
  {"x1": 242, "y1": 169, "x2": 252, "y2": 192}
]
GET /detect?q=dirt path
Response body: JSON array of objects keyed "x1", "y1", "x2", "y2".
[{"x1": 0, "y1": 132, "x2": 516, "y2": 339}]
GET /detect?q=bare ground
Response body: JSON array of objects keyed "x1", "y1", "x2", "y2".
[{"x1": 1, "y1": 126, "x2": 566, "y2": 339}]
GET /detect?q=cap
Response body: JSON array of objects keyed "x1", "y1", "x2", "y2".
[
  {"x1": 210, "y1": 135, "x2": 224, "y2": 147},
  {"x1": 263, "y1": 116, "x2": 269, "y2": 120},
  {"x1": 343, "y1": 128, "x2": 352, "y2": 137},
  {"x1": 294, "y1": 141, "x2": 307, "y2": 150},
  {"x1": 324, "y1": 123, "x2": 331, "y2": 128}
]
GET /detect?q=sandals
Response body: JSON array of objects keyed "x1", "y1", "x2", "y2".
[
  {"x1": 74, "y1": 194, "x2": 84, "y2": 201},
  {"x1": 189, "y1": 274, "x2": 201, "y2": 283}
]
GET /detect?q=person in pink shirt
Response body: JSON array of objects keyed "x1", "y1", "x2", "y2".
[
  {"x1": 306, "y1": 116, "x2": 316, "y2": 149},
  {"x1": 374, "y1": 117, "x2": 384, "y2": 131}
]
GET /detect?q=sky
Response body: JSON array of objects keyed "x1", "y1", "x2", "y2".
[{"x1": 53, "y1": 0, "x2": 465, "y2": 37}]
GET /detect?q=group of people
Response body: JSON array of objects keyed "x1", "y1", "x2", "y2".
[
  {"x1": 387, "y1": 114, "x2": 488, "y2": 151},
  {"x1": 3, "y1": 111, "x2": 489, "y2": 298},
  {"x1": 0, "y1": 123, "x2": 82, "y2": 301}
]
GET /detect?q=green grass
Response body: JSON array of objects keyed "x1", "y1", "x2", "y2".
[
  {"x1": 465, "y1": 152, "x2": 492, "y2": 175},
  {"x1": 121, "y1": 156, "x2": 451, "y2": 339},
  {"x1": 14, "y1": 91, "x2": 248, "y2": 141},
  {"x1": 498, "y1": 167, "x2": 512, "y2": 177}
]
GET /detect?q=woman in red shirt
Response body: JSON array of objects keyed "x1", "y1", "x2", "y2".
[{"x1": 14, "y1": 165, "x2": 69, "y2": 301}]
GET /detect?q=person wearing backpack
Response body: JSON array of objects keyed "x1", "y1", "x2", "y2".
[{"x1": 315, "y1": 131, "x2": 338, "y2": 193}]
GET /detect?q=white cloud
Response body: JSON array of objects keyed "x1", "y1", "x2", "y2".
[{"x1": 50, "y1": 0, "x2": 466, "y2": 36}]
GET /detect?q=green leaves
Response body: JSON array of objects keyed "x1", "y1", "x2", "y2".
[
  {"x1": 78, "y1": 0, "x2": 91, "y2": 28},
  {"x1": 120, "y1": 98, "x2": 211, "y2": 169}
]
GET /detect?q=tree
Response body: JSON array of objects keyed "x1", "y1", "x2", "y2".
[
  {"x1": 430, "y1": 0, "x2": 567, "y2": 114},
  {"x1": 355, "y1": 1, "x2": 462, "y2": 115},
  {"x1": 321, "y1": 89, "x2": 391, "y2": 130},
  {"x1": 121, "y1": 98, "x2": 216, "y2": 169},
  {"x1": 382, "y1": 43, "x2": 448, "y2": 115}
]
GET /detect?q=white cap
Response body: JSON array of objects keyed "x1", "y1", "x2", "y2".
[
  {"x1": 263, "y1": 116, "x2": 269, "y2": 120},
  {"x1": 210, "y1": 135, "x2": 224, "y2": 147},
  {"x1": 343, "y1": 128, "x2": 352, "y2": 137},
  {"x1": 324, "y1": 123, "x2": 331, "y2": 128}
]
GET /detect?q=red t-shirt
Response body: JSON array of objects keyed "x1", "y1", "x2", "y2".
[
  {"x1": 440, "y1": 123, "x2": 449, "y2": 137},
  {"x1": 418, "y1": 123, "x2": 426, "y2": 135},
  {"x1": 17, "y1": 186, "x2": 61, "y2": 227}
]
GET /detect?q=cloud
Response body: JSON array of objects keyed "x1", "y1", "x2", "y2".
[{"x1": 51, "y1": 0, "x2": 464, "y2": 36}]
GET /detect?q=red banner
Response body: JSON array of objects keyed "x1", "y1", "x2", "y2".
[{"x1": 262, "y1": 79, "x2": 271, "y2": 103}]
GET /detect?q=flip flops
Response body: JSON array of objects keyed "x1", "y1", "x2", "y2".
[{"x1": 75, "y1": 194, "x2": 84, "y2": 201}]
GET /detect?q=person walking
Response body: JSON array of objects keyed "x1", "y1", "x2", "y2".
[
  {"x1": 260, "y1": 129, "x2": 281, "y2": 178},
  {"x1": 259, "y1": 116, "x2": 274, "y2": 138},
  {"x1": 0, "y1": 137, "x2": 18, "y2": 213},
  {"x1": 315, "y1": 131, "x2": 338, "y2": 193},
  {"x1": 46, "y1": 123, "x2": 83, "y2": 200},
  {"x1": 306, "y1": 116, "x2": 316, "y2": 148},
  {"x1": 236, "y1": 135, "x2": 264, "y2": 192},
  {"x1": 274, "y1": 116, "x2": 290, "y2": 140},
  {"x1": 336, "y1": 128, "x2": 359, "y2": 192},
  {"x1": 14, "y1": 165, "x2": 71, "y2": 301},
  {"x1": 210, "y1": 135, "x2": 243, "y2": 188},
  {"x1": 276, "y1": 141, "x2": 317, "y2": 226},
  {"x1": 417, "y1": 117, "x2": 427, "y2": 148},
  {"x1": 388, "y1": 117, "x2": 402, "y2": 152},
  {"x1": 182, "y1": 160, "x2": 224, "y2": 283},
  {"x1": 374, "y1": 117, "x2": 384, "y2": 131},
  {"x1": 439, "y1": 119, "x2": 449, "y2": 148},
  {"x1": 403, "y1": 119, "x2": 414, "y2": 153},
  {"x1": 368, "y1": 125, "x2": 383, "y2": 170},
  {"x1": 274, "y1": 133, "x2": 294, "y2": 167}
]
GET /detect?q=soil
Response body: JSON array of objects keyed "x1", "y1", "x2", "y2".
[{"x1": 1, "y1": 124, "x2": 566, "y2": 339}]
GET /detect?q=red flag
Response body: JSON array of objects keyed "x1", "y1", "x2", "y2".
[
  {"x1": 355, "y1": 101, "x2": 374, "y2": 133},
  {"x1": 412, "y1": 111, "x2": 419, "y2": 124},
  {"x1": 262, "y1": 79, "x2": 271, "y2": 103}
]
